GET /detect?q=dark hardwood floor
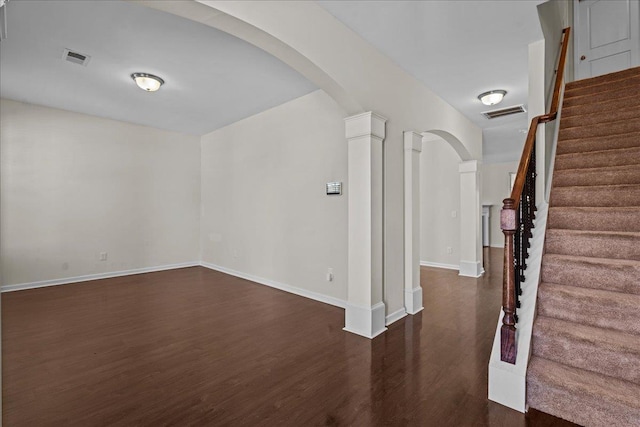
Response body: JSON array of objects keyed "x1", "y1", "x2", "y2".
[{"x1": 2, "y1": 249, "x2": 576, "y2": 426}]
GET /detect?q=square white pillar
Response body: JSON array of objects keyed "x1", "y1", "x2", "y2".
[
  {"x1": 459, "y1": 160, "x2": 484, "y2": 278},
  {"x1": 403, "y1": 131, "x2": 423, "y2": 315},
  {"x1": 343, "y1": 112, "x2": 387, "y2": 339}
]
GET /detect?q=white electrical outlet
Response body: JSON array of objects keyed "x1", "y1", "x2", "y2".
[
  {"x1": 451, "y1": 210, "x2": 457, "y2": 218},
  {"x1": 326, "y1": 268, "x2": 334, "y2": 282},
  {"x1": 99, "y1": 252, "x2": 108, "y2": 261},
  {"x1": 446, "y1": 247, "x2": 453, "y2": 254}
]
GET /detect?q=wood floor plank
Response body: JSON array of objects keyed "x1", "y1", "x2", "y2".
[{"x1": 2, "y1": 249, "x2": 575, "y2": 426}]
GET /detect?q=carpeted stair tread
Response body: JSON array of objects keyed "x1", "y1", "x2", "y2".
[
  {"x1": 561, "y1": 106, "x2": 640, "y2": 129},
  {"x1": 547, "y1": 206, "x2": 640, "y2": 232},
  {"x1": 541, "y1": 254, "x2": 640, "y2": 295},
  {"x1": 559, "y1": 117, "x2": 640, "y2": 140},
  {"x1": 562, "y1": 94, "x2": 640, "y2": 119},
  {"x1": 545, "y1": 229, "x2": 640, "y2": 261},
  {"x1": 550, "y1": 184, "x2": 640, "y2": 207},
  {"x1": 537, "y1": 283, "x2": 640, "y2": 335},
  {"x1": 553, "y1": 164, "x2": 640, "y2": 187},
  {"x1": 562, "y1": 85, "x2": 640, "y2": 109},
  {"x1": 532, "y1": 316, "x2": 640, "y2": 385},
  {"x1": 554, "y1": 146, "x2": 640, "y2": 170},
  {"x1": 565, "y1": 65, "x2": 640, "y2": 90},
  {"x1": 527, "y1": 356, "x2": 640, "y2": 427},
  {"x1": 556, "y1": 130, "x2": 640, "y2": 155},
  {"x1": 564, "y1": 73, "x2": 640, "y2": 99}
]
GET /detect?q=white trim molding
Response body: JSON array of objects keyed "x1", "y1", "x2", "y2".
[
  {"x1": 1, "y1": 262, "x2": 200, "y2": 293},
  {"x1": 200, "y1": 262, "x2": 347, "y2": 309},
  {"x1": 344, "y1": 301, "x2": 387, "y2": 339},
  {"x1": 459, "y1": 260, "x2": 484, "y2": 278},
  {"x1": 386, "y1": 307, "x2": 408, "y2": 325},
  {"x1": 404, "y1": 287, "x2": 423, "y2": 315},
  {"x1": 420, "y1": 260, "x2": 459, "y2": 270}
]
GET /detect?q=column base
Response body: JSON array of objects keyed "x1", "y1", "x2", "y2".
[
  {"x1": 343, "y1": 302, "x2": 387, "y2": 339},
  {"x1": 459, "y1": 260, "x2": 484, "y2": 278},
  {"x1": 404, "y1": 287, "x2": 423, "y2": 314}
]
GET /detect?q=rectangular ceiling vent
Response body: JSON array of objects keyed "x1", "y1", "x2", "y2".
[
  {"x1": 482, "y1": 104, "x2": 527, "y2": 120},
  {"x1": 62, "y1": 48, "x2": 91, "y2": 66}
]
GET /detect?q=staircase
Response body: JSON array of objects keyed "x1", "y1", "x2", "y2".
[{"x1": 527, "y1": 66, "x2": 640, "y2": 426}]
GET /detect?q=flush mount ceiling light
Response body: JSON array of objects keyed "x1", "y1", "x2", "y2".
[
  {"x1": 131, "y1": 73, "x2": 164, "y2": 92},
  {"x1": 478, "y1": 90, "x2": 507, "y2": 106}
]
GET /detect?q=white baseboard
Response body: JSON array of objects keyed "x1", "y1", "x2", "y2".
[
  {"x1": 404, "y1": 286, "x2": 424, "y2": 315},
  {"x1": 1, "y1": 262, "x2": 200, "y2": 293},
  {"x1": 459, "y1": 260, "x2": 484, "y2": 278},
  {"x1": 385, "y1": 307, "x2": 407, "y2": 326},
  {"x1": 199, "y1": 261, "x2": 347, "y2": 309},
  {"x1": 490, "y1": 244, "x2": 504, "y2": 249},
  {"x1": 344, "y1": 301, "x2": 387, "y2": 338},
  {"x1": 419, "y1": 260, "x2": 459, "y2": 270}
]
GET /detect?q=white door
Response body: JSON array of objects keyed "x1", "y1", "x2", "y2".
[{"x1": 575, "y1": 0, "x2": 640, "y2": 80}]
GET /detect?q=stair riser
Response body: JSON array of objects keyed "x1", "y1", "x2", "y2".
[
  {"x1": 550, "y1": 186, "x2": 640, "y2": 207},
  {"x1": 537, "y1": 286, "x2": 640, "y2": 335},
  {"x1": 547, "y1": 209, "x2": 640, "y2": 232},
  {"x1": 541, "y1": 258, "x2": 640, "y2": 295},
  {"x1": 532, "y1": 333, "x2": 640, "y2": 386},
  {"x1": 565, "y1": 74, "x2": 640, "y2": 99},
  {"x1": 561, "y1": 107, "x2": 640, "y2": 129},
  {"x1": 553, "y1": 167, "x2": 640, "y2": 187},
  {"x1": 565, "y1": 66, "x2": 640, "y2": 90},
  {"x1": 556, "y1": 132, "x2": 640, "y2": 155},
  {"x1": 545, "y1": 231, "x2": 640, "y2": 261},
  {"x1": 555, "y1": 148, "x2": 640, "y2": 170},
  {"x1": 562, "y1": 86, "x2": 640, "y2": 109},
  {"x1": 527, "y1": 375, "x2": 640, "y2": 427},
  {"x1": 560, "y1": 119, "x2": 640, "y2": 140}
]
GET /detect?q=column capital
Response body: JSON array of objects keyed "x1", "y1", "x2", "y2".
[
  {"x1": 459, "y1": 159, "x2": 479, "y2": 173},
  {"x1": 403, "y1": 131, "x2": 423, "y2": 152},
  {"x1": 344, "y1": 112, "x2": 387, "y2": 140}
]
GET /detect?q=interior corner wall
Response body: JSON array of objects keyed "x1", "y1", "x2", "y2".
[
  {"x1": 420, "y1": 137, "x2": 460, "y2": 269},
  {"x1": 199, "y1": 90, "x2": 348, "y2": 303},
  {"x1": 0, "y1": 99, "x2": 201, "y2": 286},
  {"x1": 482, "y1": 161, "x2": 519, "y2": 248}
]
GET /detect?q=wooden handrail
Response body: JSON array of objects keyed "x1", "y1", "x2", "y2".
[
  {"x1": 510, "y1": 27, "x2": 571, "y2": 208},
  {"x1": 500, "y1": 27, "x2": 571, "y2": 364}
]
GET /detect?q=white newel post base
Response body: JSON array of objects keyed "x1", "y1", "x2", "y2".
[{"x1": 343, "y1": 112, "x2": 387, "y2": 339}]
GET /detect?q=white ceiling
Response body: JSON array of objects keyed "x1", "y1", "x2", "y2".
[
  {"x1": 0, "y1": 0, "x2": 317, "y2": 135},
  {"x1": 317, "y1": 0, "x2": 546, "y2": 162},
  {"x1": 1, "y1": 0, "x2": 547, "y2": 160}
]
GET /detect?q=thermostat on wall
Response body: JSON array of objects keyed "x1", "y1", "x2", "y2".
[{"x1": 326, "y1": 182, "x2": 342, "y2": 195}]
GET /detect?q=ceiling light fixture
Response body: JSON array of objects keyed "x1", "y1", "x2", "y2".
[
  {"x1": 478, "y1": 90, "x2": 507, "y2": 106},
  {"x1": 131, "y1": 73, "x2": 164, "y2": 92}
]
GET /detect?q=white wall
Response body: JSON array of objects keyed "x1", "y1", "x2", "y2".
[
  {"x1": 0, "y1": 99, "x2": 201, "y2": 286},
  {"x1": 482, "y1": 161, "x2": 519, "y2": 248},
  {"x1": 420, "y1": 137, "x2": 460, "y2": 269},
  {"x1": 200, "y1": 90, "x2": 348, "y2": 303}
]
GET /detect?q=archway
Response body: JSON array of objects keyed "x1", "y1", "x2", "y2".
[{"x1": 403, "y1": 130, "x2": 483, "y2": 314}]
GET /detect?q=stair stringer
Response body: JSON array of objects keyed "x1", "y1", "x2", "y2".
[{"x1": 488, "y1": 201, "x2": 549, "y2": 412}]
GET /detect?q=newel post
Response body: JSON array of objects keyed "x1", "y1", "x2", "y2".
[{"x1": 501, "y1": 198, "x2": 517, "y2": 364}]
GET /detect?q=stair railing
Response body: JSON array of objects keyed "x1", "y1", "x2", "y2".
[{"x1": 500, "y1": 27, "x2": 571, "y2": 364}]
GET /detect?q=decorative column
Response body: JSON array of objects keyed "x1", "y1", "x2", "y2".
[
  {"x1": 403, "y1": 131, "x2": 423, "y2": 314},
  {"x1": 458, "y1": 160, "x2": 484, "y2": 277},
  {"x1": 343, "y1": 112, "x2": 387, "y2": 339}
]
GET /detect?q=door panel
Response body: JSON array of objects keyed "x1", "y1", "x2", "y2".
[{"x1": 576, "y1": 0, "x2": 640, "y2": 79}]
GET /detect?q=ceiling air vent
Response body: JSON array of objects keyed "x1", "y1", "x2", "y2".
[
  {"x1": 62, "y1": 48, "x2": 91, "y2": 66},
  {"x1": 482, "y1": 104, "x2": 526, "y2": 119}
]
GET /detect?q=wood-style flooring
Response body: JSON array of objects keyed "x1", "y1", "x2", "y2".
[{"x1": 2, "y1": 249, "x2": 575, "y2": 426}]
